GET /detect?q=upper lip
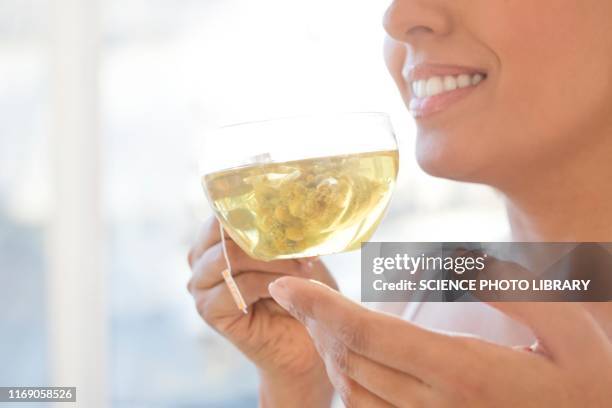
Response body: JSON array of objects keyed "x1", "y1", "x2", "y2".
[{"x1": 403, "y1": 63, "x2": 487, "y2": 84}]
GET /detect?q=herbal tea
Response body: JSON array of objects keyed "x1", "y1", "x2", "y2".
[{"x1": 203, "y1": 150, "x2": 399, "y2": 260}]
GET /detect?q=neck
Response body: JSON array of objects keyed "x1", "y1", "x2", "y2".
[{"x1": 501, "y1": 139, "x2": 612, "y2": 242}]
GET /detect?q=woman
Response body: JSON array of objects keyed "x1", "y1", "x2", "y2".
[{"x1": 187, "y1": 0, "x2": 612, "y2": 406}]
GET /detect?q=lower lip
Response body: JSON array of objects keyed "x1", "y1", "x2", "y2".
[{"x1": 409, "y1": 82, "x2": 484, "y2": 119}]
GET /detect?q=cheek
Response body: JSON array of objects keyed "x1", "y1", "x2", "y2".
[
  {"x1": 396, "y1": 0, "x2": 612, "y2": 183},
  {"x1": 420, "y1": 0, "x2": 612, "y2": 182},
  {"x1": 483, "y1": 0, "x2": 612, "y2": 155}
]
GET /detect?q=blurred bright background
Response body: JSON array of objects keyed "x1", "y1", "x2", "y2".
[{"x1": 0, "y1": 0, "x2": 508, "y2": 406}]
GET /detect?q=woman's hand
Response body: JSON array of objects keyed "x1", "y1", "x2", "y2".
[
  {"x1": 269, "y1": 277, "x2": 612, "y2": 407},
  {"x1": 187, "y1": 217, "x2": 337, "y2": 407}
]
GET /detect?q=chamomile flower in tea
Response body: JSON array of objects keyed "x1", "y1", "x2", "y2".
[{"x1": 204, "y1": 149, "x2": 398, "y2": 261}]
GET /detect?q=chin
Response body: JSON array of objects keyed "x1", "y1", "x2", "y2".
[{"x1": 414, "y1": 134, "x2": 494, "y2": 184}]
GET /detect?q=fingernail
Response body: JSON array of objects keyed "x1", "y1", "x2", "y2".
[
  {"x1": 299, "y1": 256, "x2": 318, "y2": 264},
  {"x1": 306, "y1": 256, "x2": 320, "y2": 269},
  {"x1": 268, "y1": 279, "x2": 291, "y2": 310},
  {"x1": 308, "y1": 279, "x2": 326, "y2": 287}
]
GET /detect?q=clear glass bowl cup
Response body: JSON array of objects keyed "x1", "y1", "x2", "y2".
[{"x1": 200, "y1": 112, "x2": 399, "y2": 261}]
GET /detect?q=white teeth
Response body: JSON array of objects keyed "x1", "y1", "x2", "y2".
[
  {"x1": 416, "y1": 80, "x2": 427, "y2": 98},
  {"x1": 425, "y1": 77, "x2": 444, "y2": 96},
  {"x1": 443, "y1": 76, "x2": 457, "y2": 91},
  {"x1": 457, "y1": 74, "x2": 471, "y2": 88},
  {"x1": 411, "y1": 73, "x2": 485, "y2": 98}
]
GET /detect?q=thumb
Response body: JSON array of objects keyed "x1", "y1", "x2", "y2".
[
  {"x1": 486, "y1": 302, "x2": 610, "y2": 364},
  {"x1": 267, "y1": 276, "x2": 350, "y2": 325}
]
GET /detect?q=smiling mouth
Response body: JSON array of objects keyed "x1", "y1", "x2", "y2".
[{"x1": 406, "y1": 66, "x2": 488, "y2": 119}]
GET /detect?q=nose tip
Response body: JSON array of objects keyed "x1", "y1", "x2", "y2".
[{"x1": 383, "y1": 0, "x2": 451, "y2": 43}]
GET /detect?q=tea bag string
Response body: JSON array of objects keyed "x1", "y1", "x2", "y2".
[{"x1": 218, "y1": 219, "x2": 248, "y2": 314}]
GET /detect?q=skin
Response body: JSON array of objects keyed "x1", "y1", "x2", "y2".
[
  {"x1": 188, "y1": 0, "x2": 612, "y2": 405},
  {"x1": 383, "y1": 0, "x2": 612, "y2": 240},
  {"x1": 269, "y1": 277, "x2": 612, "y2": 408},
  {"x1": 187, "y1": 218, "x2": 336, "y2": 406}
]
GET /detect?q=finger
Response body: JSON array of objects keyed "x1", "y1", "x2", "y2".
[
  {"x1": 456, "y1": 255, "x2": 610, "y2": 359},
  {"x1": 302, "y1": 257, "x2": 339, "y2": 290},
  {"x1": 190, "y1": 239, "x2": 305, "y2": 290},
  {"x1": 188, "y1": 217, "x2": 222, "y2": 267},
  {"x1": 313, "y1": 327, "x2": 433, "y2": 407},
  {"x1": 341, "y1": 350, "x2": 432, "y2": 407},
  {"x1": 485, "y1": 301, "x2": 611, "y2": 364},
  {"x1": 194, "y1": 271, "x2": 285, "y2": 324},
  {"x1": 325, "y1": 363, "x2": 395, "y2": 408},
  {"x1": 268, "y1": 277, "x2": 480, "y2": 386}
]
